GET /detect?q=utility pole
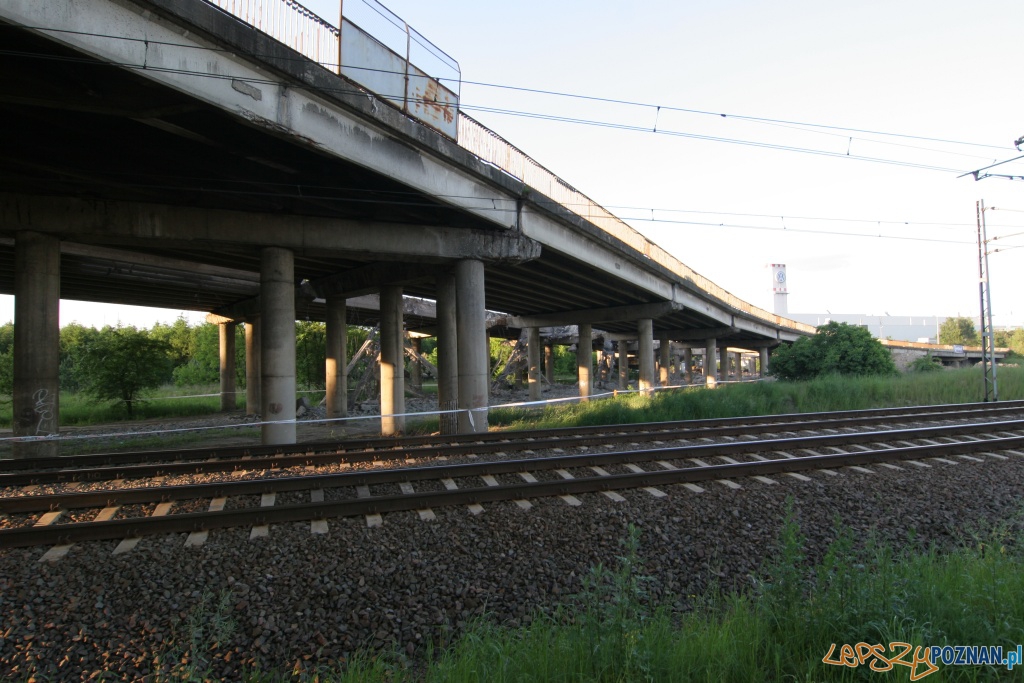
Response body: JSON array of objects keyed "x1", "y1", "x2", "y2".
[{"x1": 977, "y1": 200, "x2": 998, "y2": 401}]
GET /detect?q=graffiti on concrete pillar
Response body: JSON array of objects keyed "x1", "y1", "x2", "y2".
[{"x1": 32, "y1": 388, "x2": 55, "y2": 435}]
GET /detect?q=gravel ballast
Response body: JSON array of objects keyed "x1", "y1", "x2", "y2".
[{"x1": 2, "y1": 441, "x2": 1024, "y2": 680}]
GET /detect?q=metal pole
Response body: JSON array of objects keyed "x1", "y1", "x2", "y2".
[{"x1": 977, "y1": 200, "x2": 998, "y2": 401}]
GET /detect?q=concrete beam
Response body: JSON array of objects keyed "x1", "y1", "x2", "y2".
[
  {"x1": 0, "y1": 194, "x2": 543, "y2": 264},
  {"x1": 311, "y1": 263, "x2": 439, "y2": 299},
  {"x1": 500, "y1": 301, "x2": 681, "y2": 328},
  {"x1": 656, "y1": 326, "x2": 739, "y2": 341}
]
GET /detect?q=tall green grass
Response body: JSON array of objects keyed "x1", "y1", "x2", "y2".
[{"x1": 491, "y1": 365, "x2": 1024, "y2": 431}]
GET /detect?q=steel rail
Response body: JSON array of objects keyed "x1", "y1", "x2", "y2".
[
  {"x1": 3, "y1": 433, "x2": 1022, "y2": 549},
  {"x1": 3, "y1": 400, "x2": 1022, "y2": 474},
  {"x1": 4, "y1": 407, "x2": 1023, "y2": 488},
  {"x1": 4, "y1": 418, "x2": 1024, "y2": 514}
]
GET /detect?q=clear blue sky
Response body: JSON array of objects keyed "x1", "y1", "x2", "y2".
[{"x1": 4, "y1": 0, "x2": 1022, "y2": 328}]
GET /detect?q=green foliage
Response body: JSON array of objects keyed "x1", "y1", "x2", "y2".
[
  {"x1": 296, "y1": 320, "x2": 327, "y2": 388},
  {"x1": 0, "y1": 322, "x2": 12, "y2": 398},
  {"x1": 909, "y1": 355, "x2": 943, "y2": 373},
  {"x1": 939, "y1": 316, "x2": 980, "y2": 346},
  {"x1": 770, "y1": 322, "x2": 896, "y2": 381},
  {"x1": 171, "y1": 322, "x2": 219, "y2": 386},
  {"x1": 59, "y1": 322, "x2": 102, "y2": 392},
  {"x1": 77, "y1": 325, "x2": 172, "y2": 417}
]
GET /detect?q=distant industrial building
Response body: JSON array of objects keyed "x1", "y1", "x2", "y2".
[{"x1": 785, "y1": 313, "x2": 947, "y2": 343}]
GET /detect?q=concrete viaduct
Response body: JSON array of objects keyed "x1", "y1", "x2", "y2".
[{"x1": 0, "y1": 0, "x2": 814, "y2": 457}]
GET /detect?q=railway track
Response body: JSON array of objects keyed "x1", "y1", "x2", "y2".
[
  {"x1": 3, "y1": 401, "x2": 1024, "y2": 554},
  {"x1": 2, "y1": 399, "x2": 1023, "y2": 487}
]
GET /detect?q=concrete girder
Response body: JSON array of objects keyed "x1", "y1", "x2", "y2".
[
  {"x1": 500, "y1": 301, "x2": 681, "y2": 329},
  {"x1": 0, "y1": 0, "x2": 523, "y2": 228},
  {"x1": 311, "y1": 263, "x2": 439, "y2": 300},
  {"x1": 654, "y1": 326, "x2": 739, "y2": 342},
  {"x1": 0, "y1": 194, "x2": 542, "y2": 264}
]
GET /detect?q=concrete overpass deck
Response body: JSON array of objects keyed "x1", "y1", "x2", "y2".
[{"x1": 0, "y1": 0, "x2": 814, "y2": 450}]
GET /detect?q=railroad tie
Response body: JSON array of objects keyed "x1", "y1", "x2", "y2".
[
  {"x1": 356, "y1": 486, "x2": 383, "y2": 527},
  {"x1": 309, "y1": 490, "x2": 329, "y2": 534},
  {"x1": 35, "y1": 509, "x2": 68, "y2": 563},
  {"x1": 249, "y1": 493, "x2": 275, "y2": 540},
  {"x1": 656, "y1": 461, "x2": 704, "y2": 492},
  {"x1": 184, "y1": 497, "x2": 226, "y2": 547},
  {"x1": 718, "y1": 455, "x2": 777, "y2": 485},
  {"x1": 113, "y1": 502, "x2": 173, "y2": 555},
  {"x1": 553, "y1": 470, "x2": 583, "y2": 506},
  {"x1": 622, "y1": 463, "x2": 668, "y2": 497},
  {"x1": 588, "y1": 466, "x2": 626, "y2": 502},
  {"x1": 441, "y1": 478, "x2": 485, "y2": 515},
  {"x1": 398, "y1": 482, "x2": 435, "y2": 521},
  {"x1": 514, "y1": 473, "x2": 535, "y2": 509},
  {"x1": 689, "y1": 459, "x2": 740, "y2": 490}
]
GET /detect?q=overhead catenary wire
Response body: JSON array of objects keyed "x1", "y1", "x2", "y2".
[{"x1": 2, "y1": 24, "x2": 1011, "y2": 174}]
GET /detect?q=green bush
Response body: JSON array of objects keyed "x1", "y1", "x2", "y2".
[
  {"x1": 770, "y1": 322, "x2": 896, "y2": 381},
  {"x1": 909, "y1": 355, "x2": 943, "y2": 373}
]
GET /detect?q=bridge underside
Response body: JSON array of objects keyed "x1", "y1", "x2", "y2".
[{"x1": 0, "y1": 0, "x2": 810, "y2": 453}]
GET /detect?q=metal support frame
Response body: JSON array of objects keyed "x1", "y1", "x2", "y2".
[{"x1": 977, "y1": 200, "x2": 998, "y2": 402}]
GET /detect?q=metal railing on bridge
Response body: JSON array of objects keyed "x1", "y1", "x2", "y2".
[{"x1": 204, "y1": 0, "x2": 811, "y2": 334}]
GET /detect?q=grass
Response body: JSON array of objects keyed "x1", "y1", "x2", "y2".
[
  {"x1": 490, "y1": 365, "x2": 1024, "y2": 431},
  {"x1": 139, "y1": 510, "x2": 1024, "y2": 681}
]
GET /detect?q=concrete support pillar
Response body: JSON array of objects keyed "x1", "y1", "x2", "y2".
[
  {"x1": 658, "y1": 336, "x2": 670, "y2": 386},
  {"x1": 260, "y1": 247, "x2": 296, "y2": 445},
  {"x1": 637, "y1": 318, "x2": 655, "y2": 392},
  {"x1": 245, "y1": 318, "x2": 261, "y2": 416},
  {"x1": 380, "y1": 285, "x2": 405, "y2": 435},
  {"x1": 219, "y1": 322, "x2": 237, "y2": 412},
  {"x1": 720, "y1": 348, "x2": 730, "y2": 380},
  {"x1": 456, "y1": 259, "x2": 488, "y2": 433},
  {"x1": 683, "y1": 347, "x2": 693, "y2": 384},
  {"x1": 576, "y1": 323, "x2": 592, "y2": 400},
  {"x1": 12, "y1": 232, "x2": 60, "y2": 459},
  {"x1": 410, "y1": 337, "x2": 423, "y2": 392},
  {"x1": 544, "y1": 344, "x2": 554, "y2": 384},
  {"x1": 527, "y1": 327, "x2": 542, "y2": 402},
  {"x1": 325, "y1": 295, "x2": 347, "y2": 419},
  {"x1": 436, "y1": 271, "x2": 458, "y2": 435},
  {"x1": 618, "y1": 340, "x2": 628, "y2": 389},
  {"x1": 705, "y1": 337, "x2": 718, "y2": 385},
  {"x1": 759, "y1": 347, "x2": 769, "y2": 376},
  {"x1": 734, "y1": 352, "x2": 743, "y2": 381}
]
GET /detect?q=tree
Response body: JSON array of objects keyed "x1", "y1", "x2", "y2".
[
  {"x1": 770, "y1": 322, "x2": 896, "y2": 381},
  {"x1": 938, "y1": 317, "x2": 980, "y2": 346},
  {"x1": 78, "y1": 326, "x2": 172, "y2": 416},
  {"x1": 0, "y1": 322, "x2": 12, "y2": 399}
]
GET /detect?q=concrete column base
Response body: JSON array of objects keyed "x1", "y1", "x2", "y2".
[
  {"x1": 219, "y1": 322, "x2": 237, "y2": 412},
  {"x1": 12, "y1": 232, "x2": 60, "y2": 459},
  {"x1": 245, "y1": 318, "x2": 261, "y2": 416},
  {"x1": 577, "y1": 323, "x2": 592, "y2": 400},
  {"x1": 260, "y1": 247, "x2": 296, "y2": 445},
  {"x1": 325, "y1": 296, "x2": 348, "y2": 419},
  {"x1": 456, "y1": 260, "x2": 488, "y2": 433},
  {"x1": 637, "y1": 319, "x2": 654, "y2": 392}
]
